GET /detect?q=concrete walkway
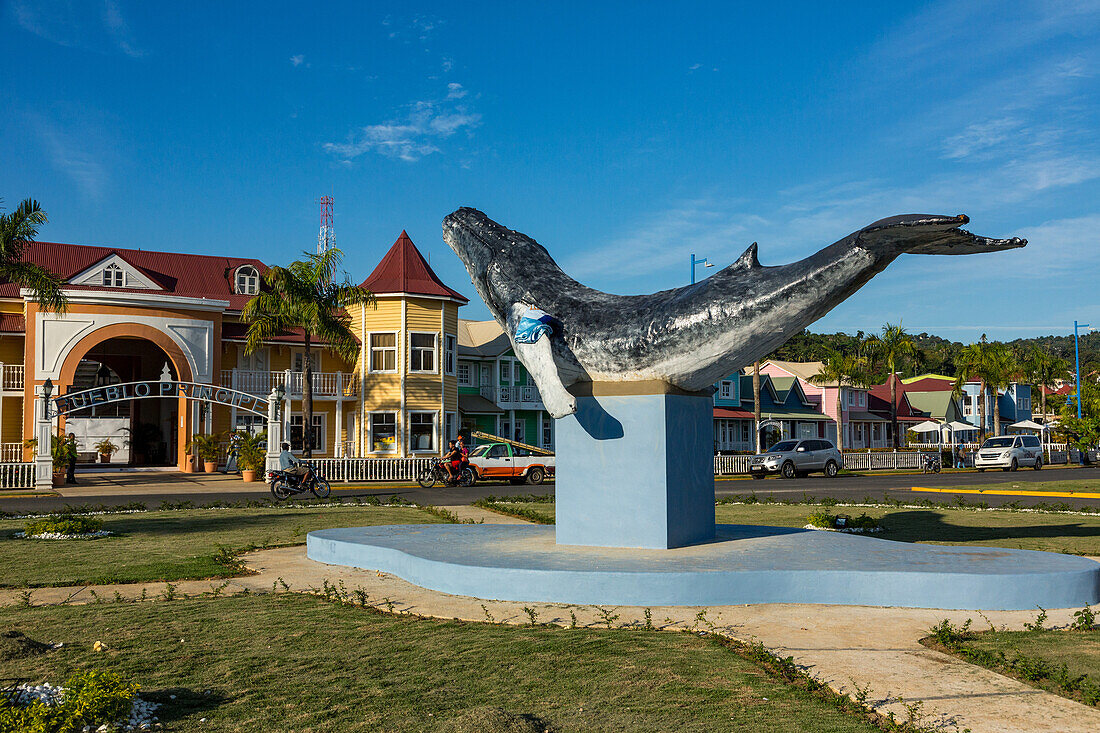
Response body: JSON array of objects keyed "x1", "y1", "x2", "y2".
[{"x1": 3, "y1": 504, "x2": 1098, "y2": 732}]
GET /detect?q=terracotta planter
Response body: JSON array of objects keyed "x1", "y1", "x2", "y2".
[
  {"x1": 241, "y1": 469, "x2": 256, "y2": 483},
  {"x1": 99, "y1": 454, "x2": 111, "y2": 464},
  {"x1": 52, "y1": 472, "x2": 65, "y2": 488},
  {"x1": 203, "y1": 460, "x2": 217, "y2": 473}
]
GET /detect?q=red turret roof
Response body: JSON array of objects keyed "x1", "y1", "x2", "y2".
[{"x1": 359, "y1": 231, "x2": 468, "y2": 303}]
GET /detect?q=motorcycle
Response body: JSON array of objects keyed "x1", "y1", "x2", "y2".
[
  {"x1": 921, "y1": 452, "x2": 942, "y2": 474},
  {"x1": 417, "y1": 459, "x2": 475, "y2": 489},
  {"x1": 267, "y1": 467, "x2": 332, "y2": 501}
]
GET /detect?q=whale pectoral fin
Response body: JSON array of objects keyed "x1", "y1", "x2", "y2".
[
  {"x1": 513, "y1": 337, "x2": 577, "y2": 419},
  {"x1": 860, "y1": 214, "x2": 1027, "y2": 255}
]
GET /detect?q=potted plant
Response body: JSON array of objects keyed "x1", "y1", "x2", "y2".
[
  {"x1": 234, "y1": 430, "x2": 267, "y2": 482},
  {"x1": 51, "y1": 435, "x2": 77, "y2": 487},
  {"x1": 94, "y1": 438, "x2": 119, "y2": 464},
  {"x1": 186, "y1": 433, "x2": 223, "y2": 473}
]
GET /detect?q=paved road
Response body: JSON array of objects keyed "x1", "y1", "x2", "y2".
[{"x1": 1, "y1": 465, "x2": 1098, "y2": 514}]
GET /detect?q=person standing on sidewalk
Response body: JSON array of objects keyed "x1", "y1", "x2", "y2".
[
  {"x1": 64, "y1": 432, "x2": 79, "y2": 484},
  {"x1": 955, "y1": 444, "x2": 967, "y2": 469}
]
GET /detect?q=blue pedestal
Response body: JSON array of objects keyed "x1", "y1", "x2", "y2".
[{"x1": 555, "y1": 392, "x2": 715, "y2": 549}]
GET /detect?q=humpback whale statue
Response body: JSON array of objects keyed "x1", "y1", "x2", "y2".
[{"x1": 442, "y1": 208, "x2": 1025, "y2": 419}]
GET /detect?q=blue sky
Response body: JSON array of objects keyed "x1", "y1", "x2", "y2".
[{"x1": 3, "y1": 1, "x2": 1100, "y2": 342}]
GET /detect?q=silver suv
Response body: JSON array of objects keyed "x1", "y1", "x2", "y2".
[
  {"x1": 749, "y1": 438, "x2": 843, "y2": 479},
  {"x1": 974, "y1": 435, "x2": 1043, "y2": 471}
]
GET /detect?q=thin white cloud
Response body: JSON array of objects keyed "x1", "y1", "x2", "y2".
[
  {"x1": 688, "y1": 63, "x2": 701, "y2": 71},
  {"x1": 446, "y1": 82, "x2": 466, "y2": 99},
  {"x1": 35, "y1": 118, "x2": 109, "y2": 200},
  {"x1": 942, "y1": 118, "x2": 1021, "y2": 159},
  {"x1": 323, "y1": 87, "x2": 481, "y2": 163},
  {"x1": 10, "y1": 0, "x2": 143, "y2": 57},
  {"x1": 290, "y1": 54, "x2": 305, "y2": 67}
]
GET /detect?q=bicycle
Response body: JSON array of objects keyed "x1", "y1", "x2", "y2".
[{"x1": 417, "y1": 459, "x2": 475, "y2": 489}]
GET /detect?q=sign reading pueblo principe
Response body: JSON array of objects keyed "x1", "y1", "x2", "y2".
[{"x1": 50, "y1": 381, "x2": 271, "y2": 417}]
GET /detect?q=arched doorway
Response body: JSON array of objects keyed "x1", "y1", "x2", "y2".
[
  {"x1": 57, "y1": 324, "x2": 196, "y2": 470},
  {"x1": 64, "y1": 337, "x2": 180, "y2": 466}
]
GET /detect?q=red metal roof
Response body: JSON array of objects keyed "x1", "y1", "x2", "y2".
[
  {"x1": 0, "y1": 241, "x2": 269, "y2": 311},
  {"x1": 0, "y1": 314, "x2": 25, "y2": 333},
  {"x1": 868, "y1": 375, "x2": 924, "y2": 418},
  {"x1": 901, "y1": 377, "x2": 956, "y2": 392},
  {"x1": 713, "y1": 407, "x2": 755, "y2": 419},
  {"x1": 359, "y1": 231, "x2": 468, "y2": 302}
]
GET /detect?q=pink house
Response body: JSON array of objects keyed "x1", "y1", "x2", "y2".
[{"x1": 760, "y1": 360, "x2": 890, "y2": 449}]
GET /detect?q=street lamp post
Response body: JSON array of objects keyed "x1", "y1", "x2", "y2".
[
  {"x1": 1074, "y1": 320, "x2": 1091, "y2": 419},
  {"x1": 690, "y1": 253, "x2": 714, "y2": 284}
]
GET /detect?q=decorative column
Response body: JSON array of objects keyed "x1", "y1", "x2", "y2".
[
  {"x1": 266, "y1": 387, "x2": 282, "y2": 474},
  {"x1": 34, "y1": 391, "x2": 53, "y2": 491}
]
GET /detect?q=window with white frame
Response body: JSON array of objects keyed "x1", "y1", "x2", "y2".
[
  {"x1": 512, "y1": 418, "x2": 525, "y2": 443},
  {"x1": 235, "y1": 265, "x2": 260, "y2": 295},
  {"x1": 479, "y1": 363, "x2": 491, "y2": 386},
  {"x1": 445, "y1": 412, "x2": 457, "y2": 442},
  {"x1": 444, "y1": 334, "x2": 456, "y2": 375},
  {"x1": 370, "y1": 412, "x2": 397, "y2": 452},
  {"x1": 292, "y1": 351, "x2": 318, "y2": 372},
  {"x1": 369, "y1": 333, "x2": 397, "y2": 372},
  {"x1": 858, "y1": 391, "x2": 865, "y2": 407},
  {"x1": 719, "y1": 380, "x2": 733, "y2": 399},
  {"x1": 289, "y1": 413, "x2": 325, "y2": 453},
  {"x1": 410, "y1": 333, "x2": 437, "y2": 372},
  {"x1": 457, "y1": 362, "x2": 472, "y2": 386},
  {"x1": 501, "y1": 419, "x2": 510, "y2": 438},
  {"x1": 500, "y1": 360, "x2": 511, "y2": 383},
  {"x1": 542, "y1": 417, "x2": 553, "y2": 448},
  {"x1": 234, "y1": 414, "x2": 265, "y2": 435},
  {"x1": 408, "y1": 411, "x2": 436, "y2": 452},
  {"x1": 102, "y1": 264, "x2": 124, "y2": 287}
]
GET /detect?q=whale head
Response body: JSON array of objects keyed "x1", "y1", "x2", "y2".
[{"x1": 443, "y1": 208, "x2": 565, "y2": 320}]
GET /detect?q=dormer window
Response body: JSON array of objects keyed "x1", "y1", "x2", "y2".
[
  {"x1": 235, "y1": 265, "x2": 259, "y2": 295},
  {"x1": 102, "y1": 264, "x2": 124, "y2": 287}
]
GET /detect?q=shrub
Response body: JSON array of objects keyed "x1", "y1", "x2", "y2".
[
  {"x1": 24, "y1": 515, "x2": 104, "y2": 536},
  {"x1": 1072, "y1": 603, "x2": 1096, "y2": 631},
  {"x1": 0, "y1": 670, "x2": 137, "y2": 732},
  {"x1": 806, "y1": 510, "x2": 836, "y2": 528},
  {"x1": 928, "y1": 618, "x2": 972, "y2": 647}
]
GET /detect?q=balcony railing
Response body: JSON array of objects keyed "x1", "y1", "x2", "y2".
[
  {"x1": 221, "y1": 369, "x2": 356, "y2": 398},
  {"x1": 480, "y1": 384, "x2": 542, "y2": 406},
  {"x1": 1, "y1": 364, "x2": 23, "y2": 391}
]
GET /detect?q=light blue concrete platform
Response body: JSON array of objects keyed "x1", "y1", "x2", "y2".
[
  {"x1": 556, "y1": 393, "x2": 715, "y2": 549},
  {"x1": 306, "y1": 524, "x2": 1100, "y2": 610}
]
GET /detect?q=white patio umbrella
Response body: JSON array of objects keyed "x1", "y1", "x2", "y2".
[
  {"x1": 1011, "y1": 419, "x2": 1051, "y2": 449},
  {"x1": 946, "y1": 420, "x2": 979, "y2": 452},
  {"x1": 908, "y1": 420, "x2": 942, "y2": 446}
]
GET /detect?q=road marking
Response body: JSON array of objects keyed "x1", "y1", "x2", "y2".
[{"x1": 911, "y1": 486, "x2": 1100, "y2": 499}]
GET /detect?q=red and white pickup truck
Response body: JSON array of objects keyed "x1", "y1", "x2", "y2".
[{"x1": 467, "y1": 442, "x2": 555, "y2": 485}]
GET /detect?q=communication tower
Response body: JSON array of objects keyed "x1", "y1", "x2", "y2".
[{"x1": 317, "y1": 196, "x2": 335, "y2": 254}]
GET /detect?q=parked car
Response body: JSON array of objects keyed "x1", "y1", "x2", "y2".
[
  {"x1": 467, "y1": 442, "x2": 555, "y2": 485},
  {"x1": 973, "y1": 435, "x2": 1043, "y2": 472},
  {"x1": 749, "y1": 439, "x2": 842, "y2": 479}
]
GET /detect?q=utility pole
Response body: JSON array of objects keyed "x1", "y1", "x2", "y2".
[{"x1": 317, "y1": 196, "x2": 335, "y2": 254}]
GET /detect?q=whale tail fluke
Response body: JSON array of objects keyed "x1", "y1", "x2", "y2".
[{"x1": 859, "y1": 214, "x2": 1027, "y2": 256}]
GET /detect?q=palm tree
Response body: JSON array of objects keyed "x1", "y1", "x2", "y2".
[
  {"x1": 955, "y1": 335, "x2": 995, "y2": 440},
  {"x1": 752, "y1": 361, "x2": 761, "y2": 453},
  {"x1": 810, "y1": 350, "x2": 870, "y2": 452},
  {"x1": 0, "y1": 198, "x2": 67, "y2": 312},
  {"x1": 242, "y1": 248, "x2": 373, "y2": 458},
  {"x1": 984, "y1": 343, "x2": 1017, "y2": 436},
  {"x1": 866, "y1": 322, "x2": 918, "y2": 448},
  {"x1": 1025, "y1": 346, "x2": 1071, "y2": 424}
]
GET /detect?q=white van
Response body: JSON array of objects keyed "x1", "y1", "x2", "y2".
[{"x1": 974, "y1": 435, "x2": 1043, "y2": 471}]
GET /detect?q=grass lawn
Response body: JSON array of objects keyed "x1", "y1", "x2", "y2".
[
  {"x1": 923, "y1": 624, "x2": 1100, "y2": 707},
  {"x1": 0, "y1": 593, "x2": 878, "y2": 732},
  {"x1": 482, "y1": 501, "x2": 1100, "y2": 555},
  {"x1": 0, "y1": 506, "x2": 442, "y2": 588}
]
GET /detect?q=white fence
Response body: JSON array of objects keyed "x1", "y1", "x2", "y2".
[
  {"x1": 0, "y1": 462, "x2": 34, "y2": 489},
  {"x1": 221, "y1": 369, "x2": 356, "y2": 398},
  {"x1": 300, "y1": 457, "x2": 435, "y2": 482},
  {"x1": 0, "y1": 443, "x2": 23, "y2": 462}
]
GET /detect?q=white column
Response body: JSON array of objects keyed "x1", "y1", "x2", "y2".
[
  {"x1": 265, "y1": 387, "x2": 282, "y2": 473},
  {"x1": 334, "y1": 400, "x2": 343, "y2": 458},
  {"x1": 400, "y1": 299, "x2": 407, "y2": 457},
  {"x1": 34, "y1": 393, "x2": 53, "y2": 490}
]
